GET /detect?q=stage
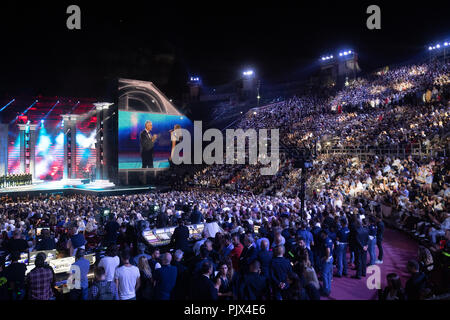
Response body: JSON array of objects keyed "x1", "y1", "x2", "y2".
[{"x1": 0, "y1": 179, "x2": 169, "y2": 197}]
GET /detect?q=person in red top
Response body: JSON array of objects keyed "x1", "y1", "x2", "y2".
[{"x1": 230, "y1": 234, "x2": 243, "y2": 272}]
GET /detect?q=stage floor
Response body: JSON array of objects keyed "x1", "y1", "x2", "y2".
[{"x1": 0, "y1": 179, "x2": 165, "y2": 197}]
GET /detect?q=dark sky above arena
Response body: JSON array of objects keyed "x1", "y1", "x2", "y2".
[{"x1": 0, "y1": 1, "x2": 449, "y2": 100}]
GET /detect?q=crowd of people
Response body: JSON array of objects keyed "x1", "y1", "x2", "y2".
[
  {"x1": 0, "y1": 174, "x2": 33, "y2": 188},
  {"x1": 0, "y1": 59, "x2": 449, "y2": 301},
  {"x1": 0, "y1": 184, "x2": 447, "y2": 300}
]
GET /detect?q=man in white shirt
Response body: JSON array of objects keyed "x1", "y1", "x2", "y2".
[
  {"x1": 114, "y1": 250, "x2": 140, "y2": 300},
  {"x1": 98, "y1": 246, "x2": 120, "y2": 282}
]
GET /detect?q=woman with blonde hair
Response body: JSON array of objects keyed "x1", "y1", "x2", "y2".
[{"x1": 137, "y1": 256, "x2": 154, "y2": 300}]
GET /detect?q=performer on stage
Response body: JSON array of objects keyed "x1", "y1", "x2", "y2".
[
  {"x1": 169, "y1": 124, "x2": 182, "y2": 163},
  {"x1": 140, "y1": 120, "x2": 158, "y2": 168}
]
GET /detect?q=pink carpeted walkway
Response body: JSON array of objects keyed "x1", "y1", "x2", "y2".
[{"x1": 322, "y1": 228, "x2": 418, "y2": 300}]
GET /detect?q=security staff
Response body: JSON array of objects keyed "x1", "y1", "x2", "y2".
[
  {"x1": 319, "y1": 230, "x2": 334, "y2": 296},
  {"x1": 352, "y1": 219, "x2": 369, "y2": 279},
  {"x1": 311, "y1": 221, "x2": 322, "y2": 272},
  {"x1": 376, "y1": 215, "x2": 385, "y2": 264},
  {"x1": 367, "y1": 216, "x2": 378, "y2": 266},
  {"x1": 335, "y1": 219, "x2": 350, "y2": 277},
  {"x1": 297, "y1": 222, "x2": 314, "y2": 251}
]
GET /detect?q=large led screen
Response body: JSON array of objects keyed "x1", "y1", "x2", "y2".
[{"x1": 118, "y1": 111, "x2": 192, "y2": 170}]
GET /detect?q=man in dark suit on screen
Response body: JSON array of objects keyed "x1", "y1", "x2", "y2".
[{"x1": 140, "y1": 120, "x2": 158, "y2": 168}]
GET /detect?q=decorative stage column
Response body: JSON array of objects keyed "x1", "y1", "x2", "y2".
[
  {"x1": 28, "y1": 124, "x2": 38, "y2": 179},
  {"x1": 18, "y1": 123, "x2": 37, "y2": 177},
  {"x1": 0, "y1": 124, "x2": 8, "y2": 176},
  {"x1": 62, "y1": 114, "x2": 80, "y2": 180},
  {"x1": 94, "y1": 103, "x2": 113, "y2": 181}
]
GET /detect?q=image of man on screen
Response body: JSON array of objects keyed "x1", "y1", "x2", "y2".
[{"x1": 140, "y1": 120, "x2": 158, "y2": 168}]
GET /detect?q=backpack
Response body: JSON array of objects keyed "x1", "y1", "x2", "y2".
[{"x1": 93, "y1": 281, "x2": 115, "y2": 300}]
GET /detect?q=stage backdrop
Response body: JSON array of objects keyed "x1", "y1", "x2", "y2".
[
  {"x1": 7, "y1": 118, "x2": 96, "y2": 181},
  {"x1": 118, "y1": 110, "x2": 192, "y2": 169}
]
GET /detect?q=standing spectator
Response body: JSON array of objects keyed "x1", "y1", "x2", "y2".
[
  {"x1": 35, "y1": 229, "x2": 56, "y2": 251},
  {"x1": 230, "y1": 234, "x2": 243, "y2": 272},
  {"x1": 367, "y1": 216, "x2": 378, "y2": 266},
  {"x1": 89, "y1": 266, "x2": 119, "y2": 300},
  {"x1": 191, "y1": 261, "x2": 218, "y2": 300},
  {"x1": 283, "y1": 272, "x2": 307, "y2": 300},
  {"x1": 335, "y1": 219, "x2": 349, "y2": 277},
  {"x1": 405, "y1": 260, "x2": 427, "y2": 300},
  {"x1": 67, "y1": 226, "x2": 86, "y2": 257},
  {"x1": 239, "y1": 234, "x2": 257, "y2": 275},
  {"x1": 153, "y1": 253, "x2": 177, "y2": 300},
  {"x1": 69, "y1": 248, "x2": 90, "y2": 300},
  {"x1": 256, "y1": 239, "x2": 273, "y2": 279},
  {"x1": 0, "y1": 256, "x2": 9, "y2": 300},
  {"x1": 171, "y1": 250, "x2": 188, "y2": 300},
  {"x1": 375, "y1": 215, "x2": 384, "y2": 264},
  {"x1": 215, "y1": 262, "x2": 233, "y2": 300},
  {"x1": 4, "y1": 251, "x2": 26, "y2": 300},
  {"x1": 137, "y1": 256, "x2": 154, "y2": 300},
  {"x1": 269, "y1": 245, "x2": 292, "y2": 300},
  {"x1": 104, "y1": 215, "x2": 120, "y2": 246},
  {"x1": 191, "y1": 205, "x2": 203, "y2": 225},
  {"x1": 379, "y1": 273, "x2": 405, "y2": 300},
  {"x1": 7, "y1": 230, "x2": 28, "y2": 254},
  {"x1": 148, "y1": 247, "x2": 162, "y2": 273},
  {"x1": 98, "y1": 245, "x2": 120, "y2": 282},
  {"x1": 220, "y1": 233, "x2": 234, "y2": 259},
  {"x1": 114, "y1": 250, "x2": 141, "y2": 300},
  {"x1": 132, "y1": 243, "x2": 151, "y2": 266},
  {"x1": 319, "y1": 230, "x2": 334, "y2": 296},
  {"x1": 26, "y1": 252, "x2": 55, "y2": 300},
  {"x1": 353, "y1": 219, "x2": 369, "y2": 279},
  {"x1": 170, "y1": 218, "x2": 190, "y2": 252},
  {"x1": 238, "y1": 260, "x2": 270, "y2": 300}
]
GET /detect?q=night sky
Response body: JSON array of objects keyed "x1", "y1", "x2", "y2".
[{"x1": 0, "y1": 1, "x2": 449, "y2": 100}]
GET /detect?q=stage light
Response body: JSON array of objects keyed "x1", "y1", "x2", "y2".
[
  {"x1": 436, "y1": 44, "x2": 441, "y2": 48},
  {"x1": 429, "y1": 46, "x2": 433, "y2": 50},
  {"x1": 348, "y1": 50, "x2": 352, "y2": 54},
  {"x1": 444, "y1": 42, "x2": 449, "y2": 46},
  {"x1": 339, "y1": 53, "x2": 343, "y2": 57},
  {"x1": 56, "y1": 132, "x2": 64, "y2": 145},
  {"x1": 243, "y1": 70, "x2": 254, "y2": 77},
  {"x1": 43, "y1": 101, "x2": 60, "y2": 120},
  {"x1": 0, "y1": 98, "x2": 15, "y2": 112},
  {"x1": 41, "y1": 119, "x2": 44, "y2": 124}
]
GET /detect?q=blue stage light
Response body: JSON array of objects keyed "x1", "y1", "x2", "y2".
[{"x1": 0, "y1": 99, "x2": 16, "y2": 112}]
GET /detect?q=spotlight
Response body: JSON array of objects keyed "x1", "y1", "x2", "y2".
[
  {"x1": 436, "y1": 44, "x2": 441, "y2": 49},
  {"x1": 429, "y1": 46, "x2": 433, "y2": 50},
  {"x1": 444, "y1": 42, "x2": 449, "y2": 47}
]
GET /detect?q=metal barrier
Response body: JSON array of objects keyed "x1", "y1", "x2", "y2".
[{"x1": 318, "y1": 143, "x2": 448, "y2": 159}]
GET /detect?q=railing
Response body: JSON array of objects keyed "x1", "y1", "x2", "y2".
[{"x1": 318, "y1": 143, "x2": 448, "y2": 158}]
